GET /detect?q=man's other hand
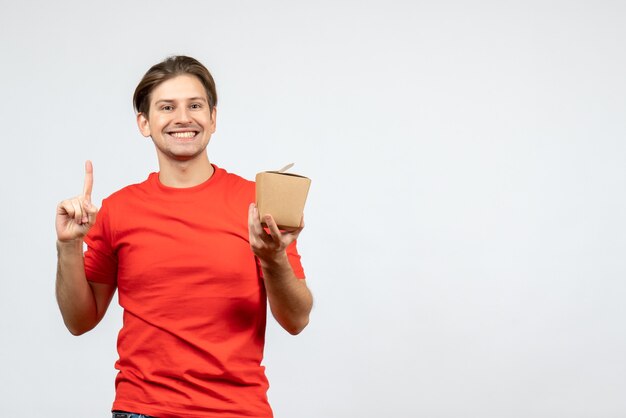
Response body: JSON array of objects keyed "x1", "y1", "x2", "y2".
[{"x1": 248, "y1": 203, "x2": 303, "y2": 262}]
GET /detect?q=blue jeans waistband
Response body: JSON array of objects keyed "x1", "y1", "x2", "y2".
[{"x1": 113, "y1": 412, "x2": 155, "y2": 418}]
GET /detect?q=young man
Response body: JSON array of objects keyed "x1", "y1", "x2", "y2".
[{"x1": 55, "y1": 56, "x2": 312, "y2": 418}]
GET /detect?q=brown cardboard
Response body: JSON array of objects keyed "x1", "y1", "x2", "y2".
[{"x1": 255, "y1": 170, "x2": 311, "y2": 229}]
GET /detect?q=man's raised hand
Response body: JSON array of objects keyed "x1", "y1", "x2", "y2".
[{"x1": 56, "y1": 161, "x2": 99, "y2": 242}]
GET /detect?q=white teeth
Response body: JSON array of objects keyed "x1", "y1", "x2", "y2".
[{"x1": 170, "y1": 132, "x2": 196, "y2": 138}]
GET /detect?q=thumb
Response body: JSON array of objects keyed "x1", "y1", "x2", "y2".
[{"x1": 83, "y1": 200, "x2": 99, "y2": 226}]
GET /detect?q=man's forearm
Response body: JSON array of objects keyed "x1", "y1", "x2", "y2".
[
  {"x1": 56, "y1": 240, "x2": 98, "y2": 335},
  {"x1": 261, "y1": 252, "x2": 313, "y2": 335}
]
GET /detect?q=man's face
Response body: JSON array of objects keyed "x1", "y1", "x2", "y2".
[{"x1": 137, "y1": 74, "x2": 216, "y2": 163}]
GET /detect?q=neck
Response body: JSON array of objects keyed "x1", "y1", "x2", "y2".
[{"x1": 157, "y1": 154, "x2": 215, "y2": 188}]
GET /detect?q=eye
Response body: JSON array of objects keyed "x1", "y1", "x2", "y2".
[
  {"x1": 161, "y1": 105, "x2": 174, "y2": 111},
  {"x1": 190, "y1": 103, "x2": 203, "y2": 109}
]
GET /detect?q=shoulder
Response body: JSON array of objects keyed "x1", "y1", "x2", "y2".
[
  {"x1": 101, "y1": 173, "x2": 156, "y2": 208},
  {"x1": 213, "y1": 165, "x2": 255, "y2": 193}
]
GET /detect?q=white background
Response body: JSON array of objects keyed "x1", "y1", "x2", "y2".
[{"x1": 1, "y1": 1, "x2": 625, "y2": 417}]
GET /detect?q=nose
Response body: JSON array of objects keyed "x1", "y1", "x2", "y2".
[{"x1": 174, "y1": 106, "x2": 192, "y2": 123}]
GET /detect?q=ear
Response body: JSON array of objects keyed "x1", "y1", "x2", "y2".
[
  {"x1": 137, "y1": 113, "x2": 151, "y2": 137},
  {"x1": 209, "y1": 106, "x2": 217, "y2": 134}
]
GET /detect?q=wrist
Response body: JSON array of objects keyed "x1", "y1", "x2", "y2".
[
  {"x1": 258, "y1": 250, "x2": 290, "y2": 271},
  {"x1": 56, "y1": 239, "x2": 84, "y2": 254}
]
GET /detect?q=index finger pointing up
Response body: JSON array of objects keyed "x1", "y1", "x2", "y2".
[{"x1": 83, "y1": 160, "x2": 94, "y2": 199}]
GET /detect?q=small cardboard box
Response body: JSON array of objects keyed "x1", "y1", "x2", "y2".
[{"x1": 256, "y1": 166, "x2": 311, "y2": 229}]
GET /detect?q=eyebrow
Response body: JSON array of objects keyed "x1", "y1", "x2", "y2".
[{"x1": 154, "y1": 97, "x2": 208, "y2": 104}]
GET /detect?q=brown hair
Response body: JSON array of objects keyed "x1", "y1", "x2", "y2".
[{"x1": 133, "y1": 55, "x2": 218, "y2": 116}]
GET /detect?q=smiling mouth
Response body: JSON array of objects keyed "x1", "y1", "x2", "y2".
[
  {"x1": 168, "y1": 131, "x2": 199, "y2": 140},
  {"x1": 170, "y1": 131, "x2": 197, "y2": 138}
]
